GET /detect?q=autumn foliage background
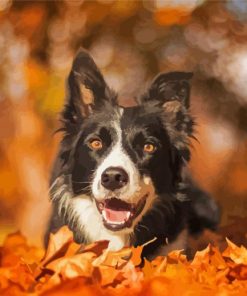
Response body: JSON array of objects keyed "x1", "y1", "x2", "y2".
[{"x1": 0, "y1": 0, "x2": 247, "y2": 294}]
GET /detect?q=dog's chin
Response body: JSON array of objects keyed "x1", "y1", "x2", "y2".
[{"x1": 95, "y1": 195, "x2": 148, "y2": 231}]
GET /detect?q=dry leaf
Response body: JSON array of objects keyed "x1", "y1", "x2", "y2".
[
  {"x1": 0, "y1": 226, "x2": 247, "y2": 295},
  {"x1": 41, "y1": 226, "x2": 74, "y2": 266}
]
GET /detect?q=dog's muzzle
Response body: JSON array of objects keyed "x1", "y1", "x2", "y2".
[{"x1": 95, "y1": 195, "x2": 148, "y2": 231}]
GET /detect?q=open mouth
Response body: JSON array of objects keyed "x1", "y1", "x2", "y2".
[{"x1": 95, "y1": 195, "x2": 147, "y2": 231}]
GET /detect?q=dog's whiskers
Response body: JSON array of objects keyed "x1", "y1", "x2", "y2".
[{"x1": 72, "y1": 180, "x2": 93, "y2": 184}]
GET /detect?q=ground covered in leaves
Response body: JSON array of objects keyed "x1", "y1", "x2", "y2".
[{"x1": 1, "y1": 227, "x2": 247, "y2": 295}]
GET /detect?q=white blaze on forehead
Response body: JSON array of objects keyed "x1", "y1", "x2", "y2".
[{"x1": 92, "y1": 119, "x2": 141, "y2": 202}]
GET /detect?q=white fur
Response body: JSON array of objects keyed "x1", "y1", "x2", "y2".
[
  {"x1": 72, "y1": 196, "x2": 130, "y2": 251},
  {"x1": 52, "y1": 114, "x2": 157, "y2": 251},
  {"x1": 52, "y1": 181, "x2": 186, "y2": 253},
  {"x1": 72, "y1": 117, "x2": 157, "y2": 251},
  {"x1": 50, "y1": 180, "x2": 131, "y2": 251},
  {"x1": 71, "y1": 186, "x2": 156, "y2": 251}
]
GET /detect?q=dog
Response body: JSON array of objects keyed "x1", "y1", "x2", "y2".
[{"x1": 47, "y1": 49, "x2": 219, "y2": 259}]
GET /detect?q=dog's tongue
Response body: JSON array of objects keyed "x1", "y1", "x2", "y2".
[{"x1": 104, "y1": 208, "x2": 130, "y2": 223}]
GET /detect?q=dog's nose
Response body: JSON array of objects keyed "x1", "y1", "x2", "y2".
[{"x1": 101, "y1": 167, "x2": 128, "y2": 191}]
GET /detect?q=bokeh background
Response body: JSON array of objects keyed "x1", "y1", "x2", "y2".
[{"x1": 0, "y1": 0, "x2": 247, "y2": 249}]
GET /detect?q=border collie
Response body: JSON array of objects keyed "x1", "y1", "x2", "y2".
[{"x1": 47, "y1": 49, "x2": 219, "y2": 259}]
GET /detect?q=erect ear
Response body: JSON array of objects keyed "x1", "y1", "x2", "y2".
[
  {"x1": 63, "y1": 49, "x2": 116, "y2": 123},
  {"x1": 140, "y1": 71, "x2": 193, "y2": 112},
  {"x1": 140, "y1": 72, "x2": 194, "y2": 159}
]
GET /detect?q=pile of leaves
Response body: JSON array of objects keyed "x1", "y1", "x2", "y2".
[{"x1": 1, "y1": 227, "x2": 247, "y2": 295}]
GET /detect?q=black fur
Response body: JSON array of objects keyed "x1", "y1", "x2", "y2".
[{"x1": 47, "y1": 49, "x2": 220, "y2": 258}]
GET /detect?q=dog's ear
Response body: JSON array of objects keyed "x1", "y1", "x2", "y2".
[
  {"x1": 140, "y1": 72, "x2": 193, "y2": 113},
  {"x1": 64, "y1": 49, "x2": 116, "y2": 123},
  {"x1": 140, "y1": 72, "x2": 194, "y2": 159}
]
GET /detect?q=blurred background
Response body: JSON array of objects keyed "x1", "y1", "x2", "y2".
[{"x1": 0, "y1": 0, "x2": 247, "y2": 249}]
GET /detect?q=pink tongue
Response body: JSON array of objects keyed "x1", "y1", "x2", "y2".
[{"x1": 104, "y1": 208, "x2": 130, "y2": 222}]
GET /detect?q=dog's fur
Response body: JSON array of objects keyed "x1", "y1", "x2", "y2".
[{"x1": 47, "y1": 49, "x2": 219, "y2": 259}]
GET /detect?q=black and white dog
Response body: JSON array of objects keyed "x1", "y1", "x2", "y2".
[{"x1": 47, "y1": 49, "x2": 219, "y2": 259}]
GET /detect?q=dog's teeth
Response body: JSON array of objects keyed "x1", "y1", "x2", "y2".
[
  {"x1": 124, "y1": 212, "x2": 131, "y2": 222},
  {"x1": 112, "y1": 221, "x2": 125, "y2": 225},
  {"x1": 102, "y1": 210, "x2": 107, "y2": 221}
]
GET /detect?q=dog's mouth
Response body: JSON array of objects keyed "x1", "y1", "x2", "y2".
[{"x1": 95, "y1": 195, "x2": 147, "y2": 231}]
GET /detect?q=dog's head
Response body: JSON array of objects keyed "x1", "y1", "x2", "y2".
[{"x1": 51, "y1": 49, "x2": 194, "y2": 241}]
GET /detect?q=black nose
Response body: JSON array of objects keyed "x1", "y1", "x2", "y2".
[{"x1": 101, "y1": 167, "x2": 128, "y2": 191}]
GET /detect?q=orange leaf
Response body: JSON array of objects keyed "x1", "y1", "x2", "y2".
[
  {"x1": 46, "y1": 253, "x2": 96, "y2": 279},
  {"x1": 191, "y1": 245, "x2": 211, "y2": 267},
  {"x1": 96, "y1": 265, "x2": 122, "y2": 287},
  {"x1": 223, "y1": 238, "x2": 247, "y2": 265},
  {"x1": 131, "y1": 245, "x2": 143, "y2": 266},
  {"x1": 80, "y1": 240, "x2": 109, "y2": 257},
  {"x1": 131, "y1": 237, "x2": 157, "y2": 266},
  {"x1": 41, "y1": 226, "x2": 74, "y2": 266},
  {"x1": 100, "y1": 248, "x2": 131, "y2": 268}
]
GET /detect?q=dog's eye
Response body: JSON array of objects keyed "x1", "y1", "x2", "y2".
[
  {"x1": 143, "y1": 143, "x2": 156, "y2": 154},
  {"x1": 89, "y1": 139, "x2": 103, "y2": 150}
]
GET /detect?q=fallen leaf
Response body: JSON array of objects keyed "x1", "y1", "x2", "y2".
[
  {"x1": 41, "y1": 226, "x2": 74, "y2": 266},
  {"x1": 0, "y1": 226, "x2": 247, "y2": 295},
  {"x1": 223, "y1": 238, "x2": 247, "y2": 265}
]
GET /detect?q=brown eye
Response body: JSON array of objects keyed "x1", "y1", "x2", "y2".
[
  {"x1": 143, "y1": 143, "x2": 156, "y2": 153},
  {"x1": 89, "y1": 139, "x2": 103, "y2": 150}
]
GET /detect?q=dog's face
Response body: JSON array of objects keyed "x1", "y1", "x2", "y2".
[
  {"x1": 71, "y1": 104, "x2": 175, "y2": 232},
  {"x1": 51, "y1": 50, "x2": 193, "y2": 245}
]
